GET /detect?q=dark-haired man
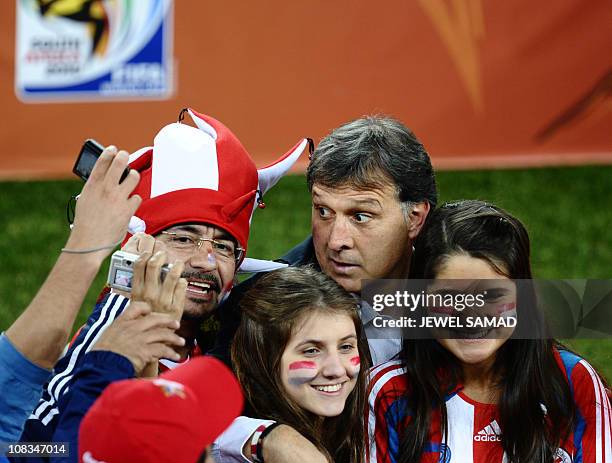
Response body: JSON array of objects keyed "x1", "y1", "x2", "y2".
[{"x1": 212, "y1": 116, "x2": 438, "y2": 462}]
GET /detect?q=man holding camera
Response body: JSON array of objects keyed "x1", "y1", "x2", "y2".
[{"x1": 20, "y1": 108, "x2": 308, "y2": 444}]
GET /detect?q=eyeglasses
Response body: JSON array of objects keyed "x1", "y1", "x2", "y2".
[{"x1": 160, "y1": 231, "x2": 244, "y2": 262}]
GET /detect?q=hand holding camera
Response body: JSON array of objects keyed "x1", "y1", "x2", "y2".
[
  {"x1": 65, "y1": 145, "x2": 141, "y2": 262},
  {"x1": 108, "y1": 248, "x2": 187, "y2": 322},
  {"x1": 100, "y1": 247, "x2": 187, "y2": 376}
]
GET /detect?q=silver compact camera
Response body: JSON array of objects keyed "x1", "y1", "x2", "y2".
[{"x1": 107, "y1": 251, "x2": 171, "y2": 292}]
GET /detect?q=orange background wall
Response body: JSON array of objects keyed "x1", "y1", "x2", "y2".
[{"x1": 1, "y1": 0, "x2": 611, "y2": 179}]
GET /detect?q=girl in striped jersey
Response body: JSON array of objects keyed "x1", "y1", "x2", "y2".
[
  {"x1": 366, "y1": 200, "x2": 611, "y2": 463},
  {"x1": 227, "y1": 266, "x2": 370, "y2": 463}
]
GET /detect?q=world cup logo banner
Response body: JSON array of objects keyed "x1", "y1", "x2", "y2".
[{"x1": 15, "y1": 0, "x2": 173, "y2": 101}]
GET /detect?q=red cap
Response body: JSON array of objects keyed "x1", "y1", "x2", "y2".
[{"x1": 79, "y1": 357, "x2": 243, "y2": 463}]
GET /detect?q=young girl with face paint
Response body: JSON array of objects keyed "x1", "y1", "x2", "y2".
[
  {"x1": 230, "y1": 265, "x2": 369, "y2": 463},
  {"x1": 367, "y1": 200, "x2": 611, "y2": 463}
]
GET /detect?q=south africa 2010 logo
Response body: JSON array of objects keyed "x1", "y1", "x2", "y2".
[{"x1": 16, "y1": 0, "x2": 174, "y2": 101}]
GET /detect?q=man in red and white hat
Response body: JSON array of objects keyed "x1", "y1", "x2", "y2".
[
  {"x1": 21, "y1": 108, "x2": 308, "y2": 444},
  {"x1": 122, "y1": 108, "x2": 307, "y2": 325}
]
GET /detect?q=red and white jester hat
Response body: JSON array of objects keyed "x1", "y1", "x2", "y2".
[{"x1": 125, "y1": 108, "x2": 309, "y2": 262}]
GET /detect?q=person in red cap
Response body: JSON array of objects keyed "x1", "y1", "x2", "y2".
[
  {"x1": 21, "y1": 108, "x2": 309, "y2": 445},
  {"x1": 78, "y1": 356, "x2": 243, "y2": 463}
]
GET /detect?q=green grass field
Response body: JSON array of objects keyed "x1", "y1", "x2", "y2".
[{"x1": 0, "y1": 166, "x2": 610, "y2": 380}]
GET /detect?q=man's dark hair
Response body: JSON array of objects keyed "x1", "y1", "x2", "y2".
[{"x1": 306, "y1": 115, "x2": 438, "y2": 208}]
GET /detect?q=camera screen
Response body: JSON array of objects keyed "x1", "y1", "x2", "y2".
[
  {"x1": 114, "y1": 269, "x2": 133, "y2": 288},
  {"x1": 75, "y1": 148, "x2": 99, "y2": 180}
]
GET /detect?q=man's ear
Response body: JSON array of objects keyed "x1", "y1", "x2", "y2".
[{"x1": 406, "y1": 202, "x2": 431, "y2": 240}]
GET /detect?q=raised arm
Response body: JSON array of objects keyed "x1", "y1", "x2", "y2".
[{"x1": 5, "y1": 147, "x2": 141, "y2": 369}]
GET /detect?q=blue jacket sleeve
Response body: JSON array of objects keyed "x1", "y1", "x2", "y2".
[
  {"x1": 20, "y1": 293, "x2": 130, "y2": 444},
  {"x1": 0, "y1": 334, "x2": 51, "y2": 443},
  {"x1": 50, "y1": 350, "x2": 134, "y2": 463}
]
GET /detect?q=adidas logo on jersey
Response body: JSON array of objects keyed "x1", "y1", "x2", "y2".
[{"x1": 474, "y1": 420, "x2": 502, "y2": 442}]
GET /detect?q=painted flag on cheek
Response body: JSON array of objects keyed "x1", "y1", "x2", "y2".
[
  {"x1": 287, "y1": 361, "x2": 318, "y2": 385},
  {"x1": 348, "y1": 356, "x2": 361, "y2": 378},
  {"x1": 492, "y1": 302, "x2": 516, "y2": 314}
]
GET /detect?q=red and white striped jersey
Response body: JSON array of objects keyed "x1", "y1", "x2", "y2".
[{"x1": 366, "y1": 350, "x2": 612, "y2": 463}]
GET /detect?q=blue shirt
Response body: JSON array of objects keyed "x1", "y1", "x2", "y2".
[
  {"x1": 0, "y1": 333, "x2": 51, "y2": 444},
  {"x1": 50, "y1": 350, "x2": 134, "y2": 463}
]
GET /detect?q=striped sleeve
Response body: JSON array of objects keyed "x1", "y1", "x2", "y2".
[
  {"x1": 570, "y1": 358, "x2": 612, "y2": 463},
  {"x1": 365, "y1": 360, "x2": 408, "y2": 463},
  {"x1": 22, "y1": 293, "x2": 129, "y2": 438},
  {"x1": 558, "y1": 349, "x2": 612, "y2": 463}
]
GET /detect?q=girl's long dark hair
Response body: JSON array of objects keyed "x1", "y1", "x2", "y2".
[
  {"x1": 396, "y1": 200, "x2": 576, "y2": 463},
  {"x1": 231, "y1": 265, "x2": 369, "y2": 463}
]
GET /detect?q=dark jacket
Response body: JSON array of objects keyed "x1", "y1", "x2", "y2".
[{"x1": 209, "y1": 237, "x2": 318, "y2": 366}]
